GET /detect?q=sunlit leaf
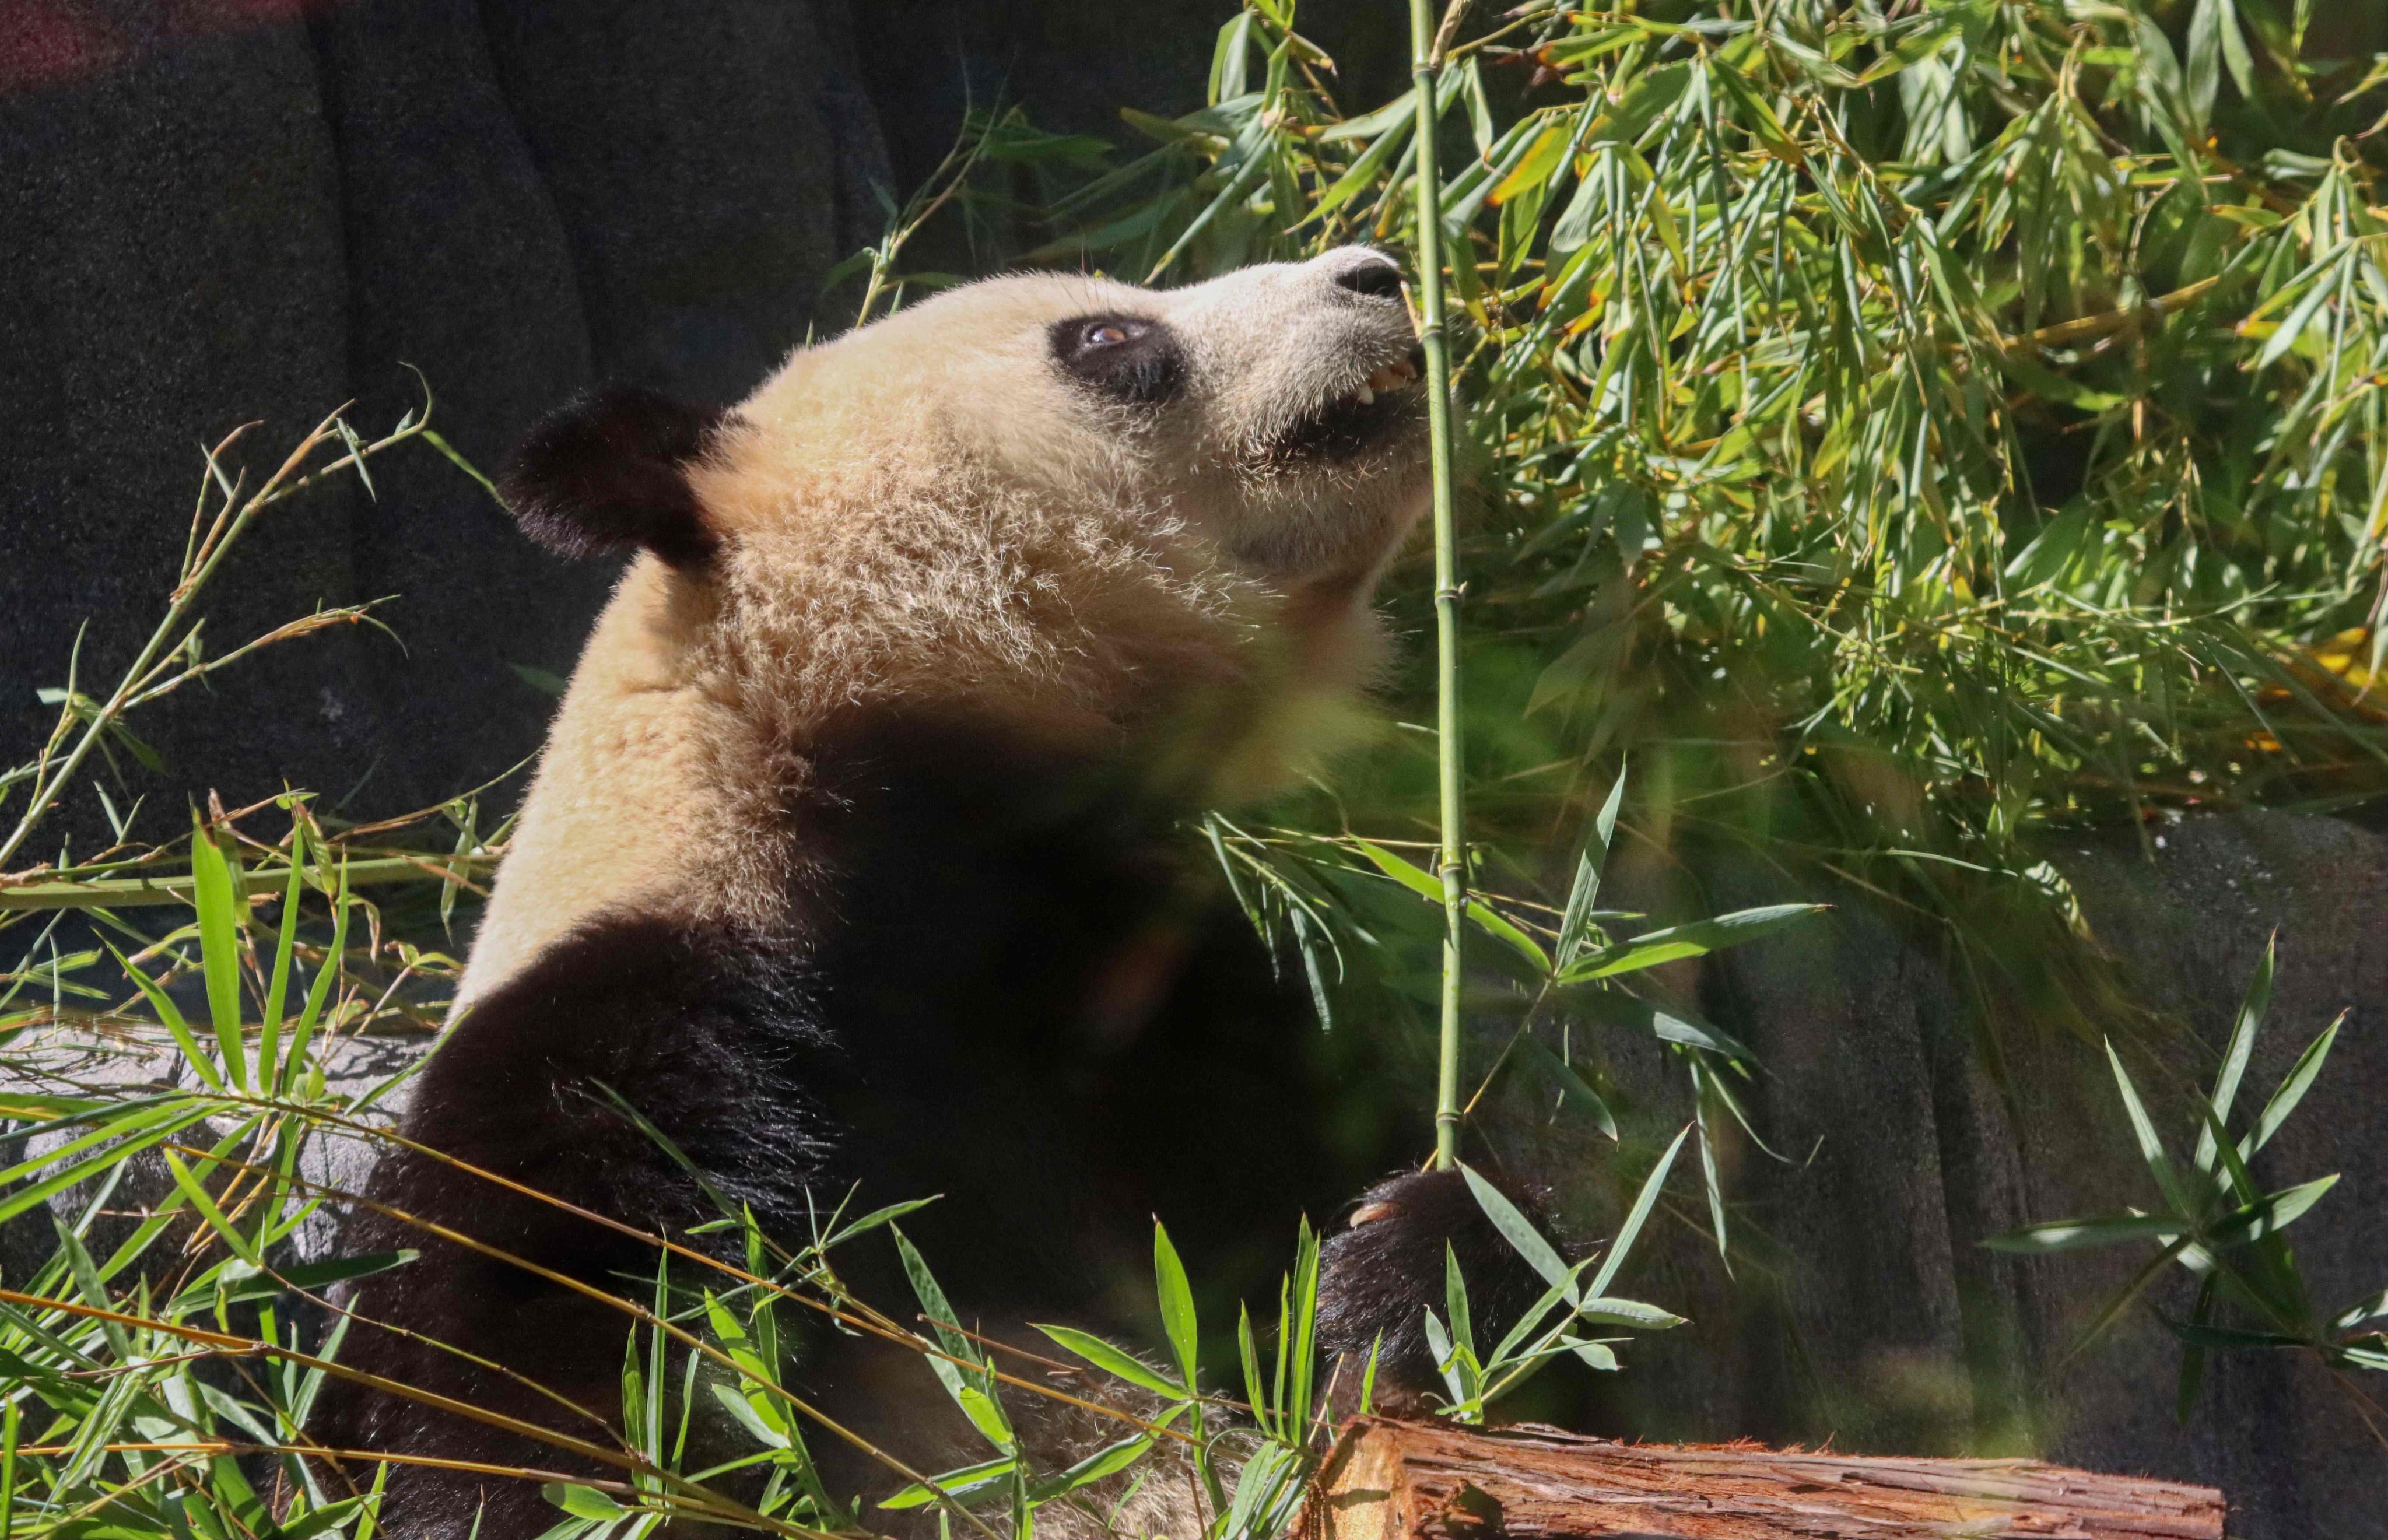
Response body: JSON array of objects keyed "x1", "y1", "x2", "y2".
[
  {"x1": 1460, "y1": 1163, "x2": 1570, "y2": 1297},
  {"x1": 1559, "y1": 904, "x2": 1824, "y2": 983},
  {"x1": 1032, "y1": 1324, "x2": 1186, "y2": 1399}
]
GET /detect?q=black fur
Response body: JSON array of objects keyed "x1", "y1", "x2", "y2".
[
  {"x1": 498, "y1": 385, "x2": 727, "y2": 567},
  {"x1": 1316, "y1": 1169, "x2": 1556, "y2": 1416},
  {"x1": 1049, "y1": 314, "x2": 1185, "y2": 406},
  {"x1": 316, "y1": 713, "x2": 1538, "y2": 1534},
  {"x1": 309, "y1": 920, "x2": 843, "y2": 1534}
]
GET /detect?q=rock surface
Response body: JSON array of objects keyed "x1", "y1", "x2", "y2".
[{"x1": 1624, "y1": 809, "x2": 2388, "y2": 1540}]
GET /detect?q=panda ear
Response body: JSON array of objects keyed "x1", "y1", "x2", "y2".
[{"x1": 499, "y1": 387, "x2": 729, "y2": 568}]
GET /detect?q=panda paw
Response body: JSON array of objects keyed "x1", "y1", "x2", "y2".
[{"x1": 1314, "y1": 1168, "x2": 1555, "y2": 1418}]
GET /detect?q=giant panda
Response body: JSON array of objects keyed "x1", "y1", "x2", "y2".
[{"x1": 313, "y1": 248, "x2": 1547, "y2": 1538}]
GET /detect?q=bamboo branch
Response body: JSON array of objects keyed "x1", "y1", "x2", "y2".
[
  {"x1": 2002, "y1": 273, "x2": 2229, "y2": 354},
  {"x1": 0, "y1": 854, "x2": 499, "y2": 911}
]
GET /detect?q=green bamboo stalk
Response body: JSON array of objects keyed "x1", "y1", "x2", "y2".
[{"x1": 1407, "y1": 0, "x2": 1467, "y2": 1172}]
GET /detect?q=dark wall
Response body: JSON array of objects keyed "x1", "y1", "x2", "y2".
[
  {"x1": 850, "y1": 1, "x2": 1412, "y2": 250},
  {"x1": 0, "y1": 0, "x2": 888, "y2": 836}
]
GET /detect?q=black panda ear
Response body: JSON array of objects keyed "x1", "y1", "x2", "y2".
[{"x1": 499, "y1": 386, "x2": 729, "y2": 569}]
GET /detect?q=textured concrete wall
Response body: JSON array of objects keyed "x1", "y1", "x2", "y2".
[
  {"x1": 1580, "y1": 811, "x2": 2388, "y2": 1539},
  {"x1": 0, "y1": 0, "x2": 889, "y2": 833}
]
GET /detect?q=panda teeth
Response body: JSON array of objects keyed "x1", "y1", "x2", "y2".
[{"x1": 1333, "y1": 359, "x2": 1420, "y2": 413}]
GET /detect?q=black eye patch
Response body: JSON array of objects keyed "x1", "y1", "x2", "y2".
[{"x1": 1049, "y1": 313, "x2": 1185, "y2": 407}]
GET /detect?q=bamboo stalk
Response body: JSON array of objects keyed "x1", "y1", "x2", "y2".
[
  {"x1": 1408, "y1": 0, "x2": 1467, "y2": 1171},
  {"x1": 0, "y1": 854, "x2": 497, "y2": 911}
]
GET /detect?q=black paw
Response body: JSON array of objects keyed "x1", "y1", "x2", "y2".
[{"x1": 1315, "y1": 1168, "x2": 1556, "y2": 1416}]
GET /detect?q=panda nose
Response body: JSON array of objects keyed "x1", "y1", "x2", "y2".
[{"x1": 1324, "y1": 248, "x2": 1404, "y2": 303}]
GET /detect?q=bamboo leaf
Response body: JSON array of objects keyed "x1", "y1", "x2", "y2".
[
  {"x1": 162, "y1": 1150, "x2": 260, "y2": 1266},
  {"x1": 188, "y1": 812, "x2": 248, "y2": 1092},
  {"x1": 1152, "y1": 1220, "x2": 1200, "y2": 1394},
  {"x1": 1353, "y1": 840, "x2": 1552, "y2": 973},
  {"x1": 2195, "y1": 935, "x2": 2273, "y2": 1175},
  {"x1": 1460, "y1": 1163, "x2": 1572, "y2": 1297},
  {"x1": 1983, "y1": 1212, "x2": 2187, "y2": 1253},
  {"x1": 1568, "y1": 985, "x2": 1754, "y2": 1063},
  {"x1": 256, "y1": 820, "x2": 305, "y2": 1083},
  {"x1": 544, "y1": 1485, "x2": 628, "y2": 1521},
  {"x1": 1572, "y1": 1296, "x2": 1686, "y2": 1329},
  {"x1": 103, "y1": 941, "x2": 224, "y2": 1093},
  {"x1": 882, "y1": 1457, "x2": 1019, "y2": 1510},
  {"x1": 1559, "y1": 904, "x2": 1824, "y2": 983},
  {"x1": 1556, "y1": 767, "x2": 1627, "y2": 969},
  {"x1": 281, "y1": 855, "x2": 349, "y2": 1093},
  {"x1": 2205, "y1": 1173, "x2": 2341, "y2": 1248},
  {"x1": 1588, "y1": 1125, "x2": 1688, "y2": 1299},
  {"x1": 2247, "y1": 1015, "x2": 2342, "y2": 1156},
  {"x1": 1032, "y1": 1324, "x2": 1186, "y2": 1398},
  {"x1": 2104, "y1": 1039, "x2": 2193, "y2": 1217},
  {"x1": 1514, "y1": 1032, "x2": 1619, "y2": 1140},
  {"x1": 216, "y1": 1248, "x2": 416, "y2": 1305}
]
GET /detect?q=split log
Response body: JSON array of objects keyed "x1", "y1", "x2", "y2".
[{"x1": 1297, "y1": 1418, "x2": 2225, "y2": 1540}]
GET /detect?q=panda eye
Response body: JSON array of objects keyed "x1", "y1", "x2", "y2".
[{"x1": 1051, "y1": 313, "x2": 1185, "y2": 408}]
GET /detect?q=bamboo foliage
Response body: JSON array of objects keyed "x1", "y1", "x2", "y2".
[
  {"x1": 998, "y1": 4, "x2": 2388, "y2": 1201},
  {"x1": 0, "y1": 813, "x2": 1673, "y2": 1538},
  {"x1": 1051, "y1": 0, "x2": 2388, "y2": 867},
  {"x1": 1989, "y1": 938, "x2": 2388, "y2": 1422}
]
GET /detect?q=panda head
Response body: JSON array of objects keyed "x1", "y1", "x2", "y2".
[{"x1": 498, "y1": 248, "x2": 1431, "y2": 755}]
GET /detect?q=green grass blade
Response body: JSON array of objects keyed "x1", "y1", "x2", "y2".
[
  {"x1": 1152, "y1": 1219, "x2": 1200, "y2": 1394},
  {"x1": 257, "y1": 819, "x2": 306, "y2": 1078},
  {"x1": 188, "y1": 812, "x2": 249, "y2": 1091}
]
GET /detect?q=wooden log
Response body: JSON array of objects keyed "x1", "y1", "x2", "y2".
[{"x1": 1296, "y1": 1418, "x2": 2226, "y2": 1540}]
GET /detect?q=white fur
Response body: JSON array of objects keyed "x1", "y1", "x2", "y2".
[{"x1": 458, "y1": 254, "x2": 1428, "y2": 1011}]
